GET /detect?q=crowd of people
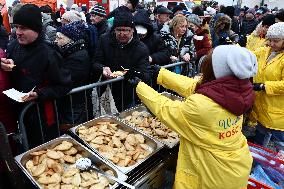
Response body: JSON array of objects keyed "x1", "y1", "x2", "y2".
[{"x1": 0, "y1": 0, "x2": 284, "y2": 188}]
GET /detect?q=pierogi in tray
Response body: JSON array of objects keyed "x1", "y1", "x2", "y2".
[
  {"x1": 77, "y1": 121, "x2": 153, "y2": 167},
  {"x1": 24, "y1": 140, "x2": 115, "y2": 189}
]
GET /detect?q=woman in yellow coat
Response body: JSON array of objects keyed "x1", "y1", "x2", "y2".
[
  {"x1": 246, "y1": 14, "x2": 275, "y2": 51},
  {"x1": 127, "y1": 45, "x2": 257, "y2": 189},
  {"x1": 252, "y1": 22, "x2": 284, "y2": 149}
]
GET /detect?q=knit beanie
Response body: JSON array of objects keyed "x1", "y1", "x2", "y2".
[
  {"x1": 57, "y1": 21, "x2": 85, "y2": 42},
  {"x1": 172, "y1": 5, "x2": 184, "y2": 15},
  {"x1": 262, "y1": 14, "x2": 276, "y2": 26},
  {"x1": 212, "y1": 45, "x2": 257, "y2": 79},
  {"x1": 266, "y1": 22, "x2": 284, "y2": 39},
  {"x1": 129, "y1": 0, "x2": 139, "y2": 9},
  {"x1": 113, "y1": 8, "x2": 135, "y2": 28},
  {"x1": 13, "y1": 4, "x2": 42, "y2": 33},
  {"x1": 187, "y1": 14, "x2": 202, "y2": 27},
  {"x1": 90, "y1": 4, "x2": 106, "y2": 17},
  {"x1": 61, "y1": 10, "x2": 83, "y2": 23}
]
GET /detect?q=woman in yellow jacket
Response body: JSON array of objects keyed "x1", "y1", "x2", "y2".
[
  {"x1": 252, "y1": 22, "x2": 284, "y2": 150},
  {"x1": 246, "y1": 14, "x2": 275, "y2": 51},
  {"x1": 127, "y1": 45, "x2": 257, "y2": 189}
]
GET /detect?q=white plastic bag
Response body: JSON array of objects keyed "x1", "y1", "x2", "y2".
[
  {"x1": 92, "y1": 85, "x2": 118, "y2": 117},
  {"x1": 100, "y1": 85, "x2": 119, "y2": 115},
  {"x1": 92, "y1": 87, "x2": 100, "y2": 117}
]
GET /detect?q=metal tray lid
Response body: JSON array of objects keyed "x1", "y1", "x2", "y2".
[
  {"x1": 14, "y1": 134, "x2": 127, "y2": 189},
  {"x1": 69, "y1": 115, "x2": 164, "y2": 174}
]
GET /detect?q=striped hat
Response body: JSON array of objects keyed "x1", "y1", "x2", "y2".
[{"x1": 90, "y1": 4, "x2": 106, "y2": 17}]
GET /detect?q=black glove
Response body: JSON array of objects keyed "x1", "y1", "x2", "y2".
[
  {"x1": 128, "y1": 77, "x2": 141, "y2": 88},
  {"x1": 148, "y1": 64, "x2": 161, "y2": 81},
  {"x1": 124, "y1": 69, "x2": 143, "y2": 81},
  {"x1": 253, "y1": 83, "x2": 265, "y2": 91}
]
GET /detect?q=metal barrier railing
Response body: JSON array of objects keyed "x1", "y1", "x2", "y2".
[{"x1": 16, "y1": 61, "x2": 195, "y2": 151}]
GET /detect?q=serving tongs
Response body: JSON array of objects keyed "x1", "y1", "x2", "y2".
[{"x1": 75, "y1": 158, "x2": 135, "y2": 189}]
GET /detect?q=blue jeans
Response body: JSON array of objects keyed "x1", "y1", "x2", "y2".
[{"x1": 254, "y1": 124, "x2": 284, "y2": 151}]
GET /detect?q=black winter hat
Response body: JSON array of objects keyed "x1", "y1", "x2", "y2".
[
  {"x1": 129, "y1": 0, "x2": 139, "y2": 9},
  {"x1": 172, "y1": 5, "x2": 184, "y2": 15},
  {"x1": 157, "y1": 7, "x2": 172, "y2": 14},
  {"x1": 153, "y1": 5, "x2": 163, "y2": 15},
  {"x1": 276, "y1": 10, "x2": 284, "y2": 22},
  {"x1": 225, "y1": 6, "x2": 235, "y2": 18},
  {"x1": 134, "y1": 9, "x2": 153, "y2": 34},
  {"x1": 113, "y1": 8, "x2": 135, "y2": 28},
  {"x1": 13, "y1": 4, "x2": 42, "y2": 33},
  {"x1": 40, "y1": 5, "x2": 52, "y2": 14},
  {"x1": 262, "y1": 14, "x2": 276, "y2": 27}
]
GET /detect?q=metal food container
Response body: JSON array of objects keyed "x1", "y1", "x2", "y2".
[
  {"x1": 69, "y1": 115, "x2": 164, "y2": 174},
  {"x1": 14, "y1": 135, "x2": 127, "y2": 189},
  {"x1": 118, "y1": 104, "x2": 180, "y2": 148}
]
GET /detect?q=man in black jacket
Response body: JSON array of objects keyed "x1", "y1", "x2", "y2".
[
  {"x1": 93, "y1": 9, "x2": 150, "y2": 111},
  {"x1": 90, "y1": 4, "x2": 109, "y2": 37},
  {"x1": 152, "y1": 6, "x2": 172, "y2": 33},
  {"x1": 134, "y1": 9, "x2": 170, "y2": 65},
  {"x1": 1, "y1": 4, "x2": 71, "y2": 101},
  {"x1": 0, "y1": 4, "x2": 72, "y2": 146}
]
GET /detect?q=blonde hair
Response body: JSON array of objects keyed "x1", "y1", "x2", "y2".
[{"x1": 170, "y1": 14, "x2": 187, "y2": 29}]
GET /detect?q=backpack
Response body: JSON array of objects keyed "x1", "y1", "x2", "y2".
[{"x1": 84, "y1": 23, "x2": 99, "y2": 58}]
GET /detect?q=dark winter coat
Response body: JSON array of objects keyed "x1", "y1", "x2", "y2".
[
  {"x1": 152, "y1": 20, "x2": 163, "y2": 34},
  {"x1": 231, "y1": 17, "x2": 240, "y2": 34},
  {"x1": 58, "y1": 42, "x2": 91, "y2": 124},
  {"x1": 94, "y1": 19, "x2": 110, "y2": 37},
  {"x1": 193, "y1": 28, "x2": 211, "y2": 60},
  {"x1": 7, "y1": 35, "x2": 72, "y2": 101},
  {"x1": 134, "y1": 9, "x2": 171, "y2": 65},
  {"x1": 239, "y1": 16, "x2": 258, "y2": 47},
  {"x1": 60, "y1": 42, "x2": 91, "y2": 88},
  {"x1": 0, "y1": 26, "x2": 8, "y2": 50},
  {"x1": 240, "y1": 17, "x2": 258, "y2": 36},
  {"x1": 93, "y1": 30, "x2": 150, "y2": 111},
  {"x1": 160, "y1": 24, "x2": 195, "y2": 61}
]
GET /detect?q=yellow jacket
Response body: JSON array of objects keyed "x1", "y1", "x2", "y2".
[
  {"x1": 246, "y1": 34, "x2": 267, "y2": 52},
  {"x1": 136, "y1": 68, "x2": 252, "y2": 189},
  {"x1": 253, "y1": 47, "x2": 284, "y2": 131}
]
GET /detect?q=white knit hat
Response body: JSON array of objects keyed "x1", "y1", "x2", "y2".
[
  {"x1": 212, "y1": 45, "x2": 258, "y2": 79},
  {"x1": 61, "y1": 10, "x2": 82, "y2": 23},
  {"x1": 266, "y1": 22, "x2": 284, "y2": 39}
]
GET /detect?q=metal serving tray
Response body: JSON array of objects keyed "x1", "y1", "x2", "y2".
[
  {"x1": 69, "y1": 115, "x2": 164, "y2": 174},
  {"x1": 14, "y1": 135, "x2": 127, "y2": 189},
  {"x1": 118, "y1": 103, "x2": 180, "y2": 149}
]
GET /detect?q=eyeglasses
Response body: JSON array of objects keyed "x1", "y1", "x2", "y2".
[{"x1": 114, "y1": 28, "x2": 132, "y2": 34}]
